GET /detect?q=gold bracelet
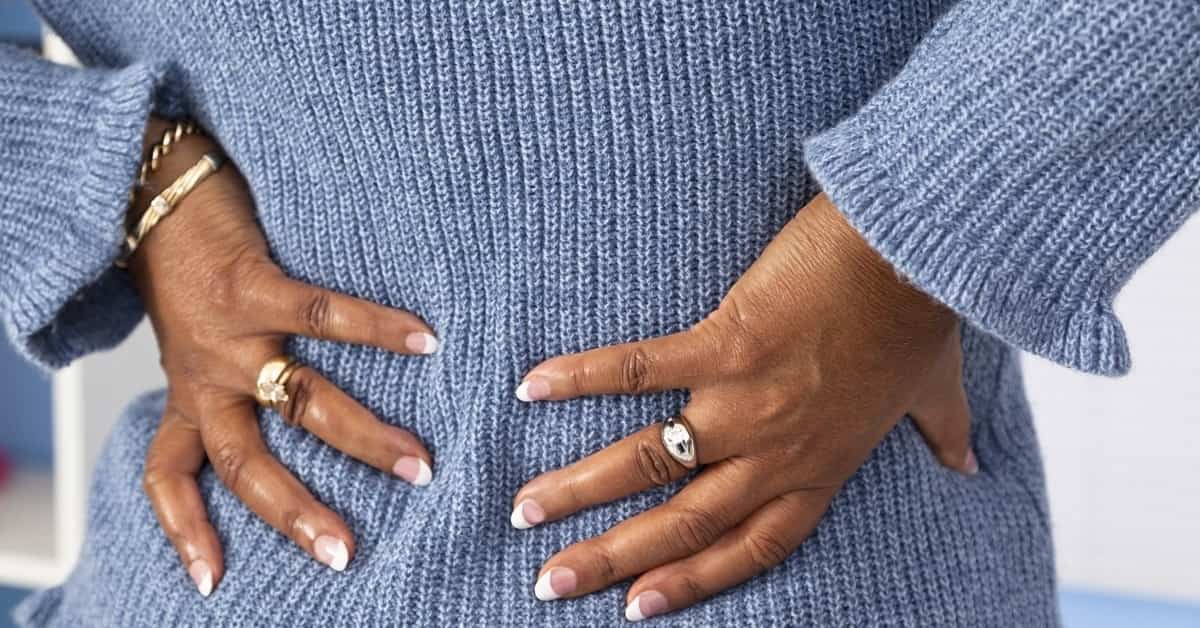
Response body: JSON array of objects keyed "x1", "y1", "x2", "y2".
[
  {"x1": 126, "y1": 121, "x2": 198, "y2": 207},
  {"x1": 118, "y1": 151, "x2": 226, "y2": 265}
]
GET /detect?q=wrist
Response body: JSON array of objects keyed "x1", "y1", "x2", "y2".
[{"x1": 804, "y1": 192, "x2": 955, "y2": 330}]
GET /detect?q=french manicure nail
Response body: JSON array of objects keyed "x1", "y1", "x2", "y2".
[
  {"x1": 515, "y1": 377, "x2": 551, "y2": 402},
  {"x1": 188, "y1": 559, "x2": 213, "y2": 598},
  {"x1": 534, "y1": 567, "x2": 577, "y2": 601},
  {"x1": 405, "y1": 332, "x2": 440, "y2": 355},
  {"x1": 510, "y1": 499, "x2": 546, "y2": 530},
  {"x1": 625, "y1": 590, "x2": 668, "y2": 622},
  {"x1": 314, "y1": 535, "x2": 349, "y2": 572},
  {"x1": 964, "y1": 449, "x2": 979, "y2": 475},
  {"x1": 393, "y1": 456, "x2": 433, "y2": 487}
]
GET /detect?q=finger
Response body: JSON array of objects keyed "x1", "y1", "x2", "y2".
[
  {"x1": 910, "y1": 325, "x2": 976, "y2": 474},
  {"x1": 200, "y1": 398, "x2": 355, "y2": 571},
  {"x1": 143, "y1": 409, "x2": 224, "y2": 597},
  {"x1": 511, "y1": 404, "x2": 735, "y2": 530},
  {"x1": 530, "y1": 457, "x2": 783, "y2": 601},
  {"x1": 622, "y1": 487, "x2": 836, "y2": 622},
  {"x1": 278, "y1": 366, "x2": 434, "y2": 486},
  {"x1": 910, "y1": 387, "x2": 975, "y2": 474},
  {"x1": 515, "y1": 329, "x2": 719, "y2": 402},
  {"x1": 250, "y1": 272, "x2": 439, "y2": 355}
]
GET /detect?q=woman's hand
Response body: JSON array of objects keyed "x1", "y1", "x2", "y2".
[
  {"x1": 511, "y1": 193, "x2": 976, "y2": 621},
  {"x1": 130, "y1": 119, "x2": 439, "y2": 597}
]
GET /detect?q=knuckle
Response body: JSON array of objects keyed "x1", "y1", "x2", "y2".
[
  {"x1": 280, "y1": 508, "x2": 304, "y2": 539},
  {"x1": 282, "y1": 371, "x2": 315, "y2": 428},
  {"x1": 209, "y1": 243, "x2": 262, "y2": 311},
  {"x1": 670, "y1": 506, "x2": 724, "y2": 554},
  {"x1": 141, "y1": 464, "x2": 171, "y2": 495},
  {"x1": 161, "y1": 353, "x2": 198, "y2": 383},
  {"x1": 723, "y1": 333, "x2": 763, "y2": 376},
  {"x1": 711, "y1": 296, "x2": 769, "y2": 373},
  {"x1": 742, "y1": 529, "x2": 792, "y2": 571},
  {"x1": 755, "y1": 386, "x2": 795, "y2": 420},
  {"x1": 678, "y1": 573, "x2": 710, "y2": 603},
  {"x1": 567, "y1": 365, "x2": 588, "y2": 396},
  {"x1": 298, "y1": 291, "x2": 334, "y2": 337},
  {"x1": 561, "y1": 473, "x2": 586, "y2": 511},
  {"x1": 587, "y1": 540, "x2": 622, "y2": 583},
  {"x1": 162, "y1": 525, "x2": 192, "y2": 551},
  {"x1": 634, "y1": 438, "x2": 679, "y2": 487},
  {"x1": 212, "y1": 441, "x2": 250, "y2": 494},
  {"x1": 233, "y1": 253, "x2": 275, "y2": 296},
  {"x1": 620, "y1": 347, "x2": 653, "y2": 394},
  {"x1": 161, "y1": 353, "x2": 223, "y2": 393}
]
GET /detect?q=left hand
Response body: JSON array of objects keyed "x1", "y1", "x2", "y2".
[{"x1": 510, "y1": 193, "x2": 977, "y2": 621}]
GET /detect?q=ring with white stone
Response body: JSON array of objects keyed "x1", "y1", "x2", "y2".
[
  {"x1": 254, "y1": 355, "x2": 302, "y2": 416},
  {"x1": 660, "y1": 415, "x2": 698, "y2": 469}
]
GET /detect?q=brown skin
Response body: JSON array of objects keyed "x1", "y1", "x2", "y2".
[
  {"x1": 511, "y1": 193, "x2": 975, "y2": 620},
  {"x1": 132, "y1": 119, "x2": 972, "y2": 612},
  {"x1": 130, "y1": 118, "x2": 440, "y2": 592}
]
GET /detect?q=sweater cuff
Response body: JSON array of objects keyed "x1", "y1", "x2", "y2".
[
  {"x1": 804, "y1": 114, "x2": 1130, "y2": 375},
  {"x1": 5, "y1": 63, "x2": 164, "y2": 368}
]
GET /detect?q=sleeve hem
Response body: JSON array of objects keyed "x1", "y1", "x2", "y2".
[
  {"x1": 6, "y1": 63, "x2": 163, "y2": 368},
  {"x1": 804, "y1": 115, "x2": 1131, "y2": 376}
]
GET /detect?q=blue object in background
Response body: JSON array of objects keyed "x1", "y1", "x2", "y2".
[
  {"x1": 1, "y1": 588, "x2": 26, "y2": 628},
  {"x1": 1059, "y1": 590, "x2": 1200, "y2": 628},
  {"x1": 0, "y1": 339, "x2": 53, "y2": 468},
  {"x1": 0, "y1": 8, "x2": 51, "y2": 628},
  {"x1": 0, "y1": 0, "x2": 40, "y2": 48},
  {"x1": 0, "y1": 4, "x2": 51, "y2": 470}
]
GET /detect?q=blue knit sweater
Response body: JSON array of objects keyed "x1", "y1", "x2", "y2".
[{"x1": 4, "y1": 1, "x2": 1198, "y2": 626}]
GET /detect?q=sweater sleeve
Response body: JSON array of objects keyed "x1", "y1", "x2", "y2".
[
  {"x1": 0, "y1": 44, "x2": 163, "y2": 369},
  {"x1": 804, "y1": 0, "x2": 1200, "y2": 376}
]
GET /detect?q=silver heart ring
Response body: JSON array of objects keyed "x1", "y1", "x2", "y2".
[{"x1": 660, "y1": 415, "x2": 698, "y2": 469}]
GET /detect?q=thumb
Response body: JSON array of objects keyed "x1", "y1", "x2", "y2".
[{"x1": 909, "y1": 324, "x2": 977, "y2": 475}]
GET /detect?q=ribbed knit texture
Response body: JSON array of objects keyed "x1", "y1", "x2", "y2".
[
  {"x1": 805, "y1": 0, "x2": 1200, "y2": 376},
  {"x1": 2, "y1": 0, "x2": 1195, "y2": 626},
  {"x1": 0, "y1": 45, "x2": 160, "y2": 368}
]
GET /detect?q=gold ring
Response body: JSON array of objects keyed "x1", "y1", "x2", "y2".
[{"x1": 255, "y1": 355, "x2": 302, "y2": 412}]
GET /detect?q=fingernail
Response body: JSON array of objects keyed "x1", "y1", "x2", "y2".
[
  {"x1": 393, "y1": 456, "x2": 433, "y2": 487},
  {"x1": 405, "y1": 332, "x2": 440, "y2": 355},
  {"x1": 964, "y1": 449, "x2": 979, "y2": 475},
  {"x1": 188, "y1": 559, "x2": 213, "y2": 598},
  {"x1": 534, "y1": 567, "x2": 576, "y2": 601},
  {"x1": 510, "y1": 499, "x2": 546, "y2": 530},
  {"x1": 515, "y1": 377, "x2": 551, "y2": 402},
  {"x1": 314, "y1": 535, "x2": 349, "y2": 572},
  {"x1": 625, "y1": 590, "x2": 668, "y2": 622}
]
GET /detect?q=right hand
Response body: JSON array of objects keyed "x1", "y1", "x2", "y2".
[{"x1": 129, "y1": 118, "x2": 439, "y2": 597}]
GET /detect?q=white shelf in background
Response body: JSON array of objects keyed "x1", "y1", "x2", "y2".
[
  {"x1": 0, "y1": 321, "x2": 162, "y2": 590},
  {"x1": 0, "y1": 468, "x2": 63, "y2": 588}
]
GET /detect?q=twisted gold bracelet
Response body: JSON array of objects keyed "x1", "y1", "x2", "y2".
[
  {"x1": 118, "y1": 151, "x2": 226, "y2": 265},
  {"x1": 126, "y1": 121, "x2": 197, "y2": 207}
]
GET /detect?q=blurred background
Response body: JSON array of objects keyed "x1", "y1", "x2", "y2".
[{"x1": 1, "y1": 1, "x2": 1198, "y2": 626}]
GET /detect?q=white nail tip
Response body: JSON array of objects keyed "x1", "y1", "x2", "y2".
[
  {"x1": 625, "y1": 598, "x2": 646, "y2": 622},
  {"x1": 534, "y1": 571, "x2": 559, "y2": 601},
  {"x1": 413, "y1": 459, "x2": 433, "y2": 487},
  {"x1": 198, "y1": 572, "x2": 213, "y2": 597},
  {"x1": 418, "y1": 333, "x2": 440, "y2": 354},
  {"x1": 329, "y1": 545, "x2": 348, "y2": 571},
  {"x1": 515, "y1": 382, "x2": 533, "y2": 402},
  {"x1": 510, "y1": 500, "x2": 534, "y2": 530},
  {"x1": 190, "y1": 561, "x2": 213, "y2": 598},
  {"x1": 319, "y1": 538, "x2": 349, "y2": 572}
]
